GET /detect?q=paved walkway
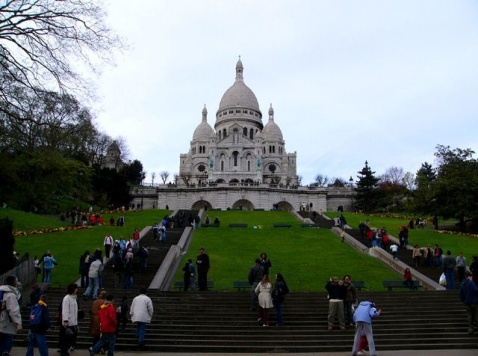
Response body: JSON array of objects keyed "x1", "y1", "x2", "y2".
[{"x1": 9, "y1": 347, "x2": 478, "y2": 356}]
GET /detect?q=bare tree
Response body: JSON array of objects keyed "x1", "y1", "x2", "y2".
[
  {"x1": 315, "y1": 174, "x2": 329, "y2": 187},
  {"x1": 380, "y1": 167, "x2": 405, "y2": 185},
  {"x1": 0, "y1": 0, "x2": 124, "y2": 121},
  {"x1": 180, "y1": 173, "x2": 191, "y2": 187},
  {"x1": 403, "y1": 171, "x2": 416, "y2": 190},
  {"x1": 151, "y1": 172, "x2": 156, "y2": 186},
  {"x1": 160, "y1": 171, "x2": 170, "y2": 184}
]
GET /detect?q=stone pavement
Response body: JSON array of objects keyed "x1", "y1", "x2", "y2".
[{"x1": 9, "y1": 348, "x2": 478, "y2": 356}]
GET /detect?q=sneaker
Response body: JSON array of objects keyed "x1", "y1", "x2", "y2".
[
  {"x1": 88, "y1": 347, "x2": 94, "y2": 356},
  {"x1": 357, "y1": 351, "x2": 365, "y2": 356},
  {"x1": 257, "y1": 318, "x2": 262, "y2": 322},
  {"x1": 69, "y1": 347, "x2": 75, "y2": 352}
]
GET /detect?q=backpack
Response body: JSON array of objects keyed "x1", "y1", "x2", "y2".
[{"x1": 29, "y1": 304, "x2": 43, "y2": 327}]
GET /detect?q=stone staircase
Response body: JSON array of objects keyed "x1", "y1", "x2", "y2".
[{"x1": 13, "y1": 211, "x2": 477, "y2": 353}]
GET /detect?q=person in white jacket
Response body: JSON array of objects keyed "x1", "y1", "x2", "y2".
[
  {"x1": 0, "y1": 275, "x2": 22, "y2": 356},
  {"x1": 60, "y1": 283, "x2": 79, "y2": 356},
  {"x1": 130, "y1": 288, "x2": 153, "y2": 349}
]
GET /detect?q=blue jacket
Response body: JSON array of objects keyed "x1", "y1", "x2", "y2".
[
  {"x1": 459, "y1": 279, "x2": 478, "y2": 304},
  {"x1": 353, "y1": 301, "x2": 380, "y2": 324},
  {"x1": 43, "y1": 256, "x2": 57, "y2": 270}
]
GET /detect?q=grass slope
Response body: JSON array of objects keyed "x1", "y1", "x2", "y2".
[{"x1": 176, "y1": 211, "x2": 398, "y2": 291}]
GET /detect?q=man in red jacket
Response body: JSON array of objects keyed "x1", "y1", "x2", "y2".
[{"x1": 89, "y1": 295, "x2": 117, "y2": 356}]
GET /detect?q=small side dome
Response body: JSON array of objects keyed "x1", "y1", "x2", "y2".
[
  {"x1": 262, "y1": 104, "x2": 283, "y2": 141},
  {"x1": 192, "y1": 105, "x2": 214, "y2": 141}
]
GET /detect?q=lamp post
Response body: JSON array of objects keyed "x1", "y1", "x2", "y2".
[{"x1": 140, "y1": 189, "x2": 144, "y2": 210}]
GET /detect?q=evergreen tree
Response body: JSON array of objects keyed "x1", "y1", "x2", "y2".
[{"x1": 354, "y1": 161, "x2": 380, "y2": 212}]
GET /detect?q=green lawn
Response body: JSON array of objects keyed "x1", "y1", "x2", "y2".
[
  {"x1": 6, "y1": 208, "x2": 478, "y2": 291},
  {"x1": 176, "y1": 210, "x2": 399, "y2": 291},
  {"x1": 7, "y1": 208, "x2": 171, "y2": 287},
  {"x1": 335, "y1": 211, "x2": 478, "y2": 256}
]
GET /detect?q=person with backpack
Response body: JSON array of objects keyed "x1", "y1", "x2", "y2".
[
  {"x1": 272, "y1": 273, "x2": 289, "y2": 326},
  {"x1": 26, "y1": 294, "x2": 50, "y2": 356},
  {"x1": 0, "y1": 275, "x2": 22, "y2": 356}
]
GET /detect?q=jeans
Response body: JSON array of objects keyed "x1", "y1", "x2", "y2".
[
  {"x1": 444, "y1": 269, "x2": 455, "y2": 290},
  {"x1": 43, "y1": 269, "x2": 52, "y2": 283},
  {"x1": 274, "y1": 301, "x2": 284, "y2": 325},
  {"x1": 0, "y1": 333, "x2": 13, "y2": 354},
  {"x1": 123, "y1": 275, "x2": 133, "y2": 290},
  {"x1": 84, "y1": 277, "x2": 99, "y2": 299},
  {"x1": 136, "y1": 322, "x2": 146, "y2": 343},
  {"x1": 92, "y1": 332, "x2": 116, "y2": 356},
  {"x1": 26, "y1": 331, "x2": 48, "y2": 356}
]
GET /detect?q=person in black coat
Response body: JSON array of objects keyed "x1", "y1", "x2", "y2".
[{"x1": 196, "y1": 248, "x2": 210, "y2": 291}]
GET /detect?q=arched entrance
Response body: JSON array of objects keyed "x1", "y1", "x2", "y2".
[
  {"x1": 191, "y1": 200, "x2": 212, "y2": 210},
  {"x1": 276, "y1": 201, "x2": 294, "y2": 212},
  {"x1": 231, "y1": 199, "x2": 254, "y2": 211}
]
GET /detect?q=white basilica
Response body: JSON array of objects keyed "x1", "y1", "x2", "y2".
[
  {"x1": 179, "y1": 58, "x2": 298, "y2": 187},
  {"x1": 131, "y1": 58, "x2": 352, "y2": 211}
]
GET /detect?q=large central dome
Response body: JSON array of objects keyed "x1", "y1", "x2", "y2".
[{"x1": 216, "y1": 58, "x2": 262, "y2": 127}]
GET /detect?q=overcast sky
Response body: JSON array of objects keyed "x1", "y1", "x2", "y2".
[{"x1": 91, "y1": 0, "x2": 478, "y2": 185}]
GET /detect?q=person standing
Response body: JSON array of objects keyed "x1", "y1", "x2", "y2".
[
  {"x1": 255, "y1": 275, "x2": 273, "y2": 327},
  {"x1": 260, "y1": 253, "x2": 272, "y2": 277},
  {"x1": 351, "y1": 301, "x2": 381, "y2": 356},
  {"x1": 456, "y1": 252, "x2": 467, "y2": 284},
  {"x1": 442, "y1": 250, "x2": 457, "y2": 290},
  {"x1": 183, "y1": 259, "x2": 196, "y2": 291},
  {"x1": 325, "y1": 277, "x2": 347, "y2": 331},
  {"x1": 0, "y1": 275, "x2": 22, "y2": 356},
  {"x1": 89, "y1": 295, "x2": 117, "y2": 356},
  {"x1": 104, "y1": 234, "x2": 114, "y2": 259},
  {"x1": 26, "y1": 294, "x2": 51, "y2": 356},
  {"x1": 79, "y1": 251, "x2": 90, "y2": 289},
  {"x1": 459, "y1": 271, "x2": 478, "y2": 334},
  {"x1": 59, "y1": 283, "x2": 79, "y2": 356},
  {"x1": 248, "y1": 258, "x2": 263, "y2": 311},
  {"x1": 343, "y1": 275, "x2": 358, "y2": 327},
  {"x1": 196, "y1": 248, "x2": 210, "y2": 291},
  {"x1": 272, "y1": 273, "x2": 289, "y2": 326},
  {"x1": 130, "y1": 288, "x2": 153, "y2": 349}
]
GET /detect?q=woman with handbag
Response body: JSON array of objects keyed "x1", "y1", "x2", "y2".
[{"x1": 59, "y1": 284, "x2": 79, "y2": 356}]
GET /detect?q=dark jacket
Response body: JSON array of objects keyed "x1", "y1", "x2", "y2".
[
  {"x1": 325, "y1": 280, "x2": 346, "y2": 300},
  {"x1": 460, "y1": 279, "x2": 478, "y2": 305}
]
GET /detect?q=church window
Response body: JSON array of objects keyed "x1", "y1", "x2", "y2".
[
  {"x1": 249, "y1": 111, "x2": 253, "y2": 115},
  {"x1": 221, "y1": 161, "x2": 224, "y2": 171},
  {"x1": 243, "y1": 110, "x2": 247, "y2": 113},
  {"x1": 223, "y1": 128, "x2": 227, "y2": 138},
  {"x1": 233, "y1": 151, "x2": 239, "y2": 166},
  {"x1": 229, "y1": 110, "x2": 233, "y2": 114},
  {"x1": 236, "y1": 110, "x2": 241, "y2": 113},
  {"x1": 233, "y1": 128, "x2": 239, "y2": 143},
  {"x1": 218, "y1": 131, "x2": 222, "y2": 140},
  {"x1": 273, "y1": 146, "x2": 276, "y2": 153},
  {"x1": 243, "y1": 127, "x2": 247, "y2": 136},
  {"x1": 219, "y1": 113, "x2": 222, "y2": 117},
  {"x1": 223, "y1": 111, "x2": 227, "y2": 115},
  {"x1": 249, "y1": 128, "x2": 253, "y2": 139},
  {"x1": 255, "y1": 113, "x2": 258, "y2": 117},
  {"x1": 263, "y1": 147, "x2": 266, "y2": 154},
  {"x1": 248, "y1": 161, "x2": 251, "y2": 171}
]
